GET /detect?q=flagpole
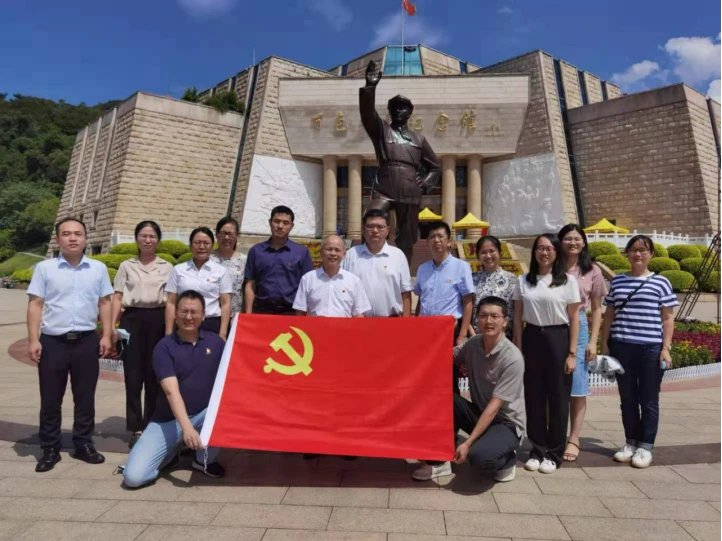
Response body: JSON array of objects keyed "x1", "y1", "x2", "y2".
[{"x1": 401, "y1": 0, "x2": 404, "y2": 75}]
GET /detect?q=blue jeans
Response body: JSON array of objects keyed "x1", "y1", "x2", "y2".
[
  {"x1": 609, "y1": 340, "x2": 664, "y2": 450},
  {"x1": 571, "y1": 311, "x2": 590, "y2": 397},
  {"x1": 123, "y1": 408, "x2": 219, "y2": 488}
]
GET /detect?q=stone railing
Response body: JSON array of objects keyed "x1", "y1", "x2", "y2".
[{"x1": 585, "y1": 230, "x2": 715, "y2": 248}]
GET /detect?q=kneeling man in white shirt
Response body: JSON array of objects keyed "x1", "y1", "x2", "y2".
[{"x1": 293, "y1": 235, "x2": 371, "y2": 318}]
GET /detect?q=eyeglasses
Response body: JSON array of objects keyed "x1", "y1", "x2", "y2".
[
  {"x1": 627, "y1": 249, "x2": 651, "y2": 255},
  {"x1": 562, "y1": 237, "x2": 583, "y2": 244},
  {"x1": 478, "y1": 313, "x2": 505, "y2": 321},
  {"x1": 536, "y1": 246, "x2": 555, "y2": 253},
  {"x1": 192, "y1": 241, "x2": 212, "y2": 247},
  {"x1": 364, "y1": 224, "x2": 388, "y2": 231},
  {"x1": 218, "y1": 231, "x2": 237, "y2": 237},
  {"x1": 428, "y1": 234, "x2": 448, "y2": 241},
  {"x1": 478, "y1": 250, "x2": 499, "y2": 257},
  {"x1": 177, "y1": 310, "x2": 202, "y2": 318}
]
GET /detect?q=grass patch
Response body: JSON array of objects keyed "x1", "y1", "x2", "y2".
[{"x1": 0, "y1": 252, "x2": 44, "y2": 277}]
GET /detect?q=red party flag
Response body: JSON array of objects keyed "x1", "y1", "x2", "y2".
[
  {"x1": 201, "y1": 314, "x2": 454, "y2": 460},
  {"x1": 402, "y1": 0, "x2": 416, "y2": 16}
]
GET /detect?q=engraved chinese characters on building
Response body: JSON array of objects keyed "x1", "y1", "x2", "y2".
[
  {"x1": 460, "y1": 110, "x2": 476, "y2": 133},
  {"x1": 436, "y1": 112, "x2": 449, "y2": 132},
  {"x1": 409, "y1": 115, "x2": 423, "y2": 131},
  {"x1": 335, "y1": 111, "x2": 348, "y2": 131},
  {"x1": 485, "y1": 123, "x2": 504, "y2": 138},
  {"x1": 312, "y1": 113, "x2": 323, "y2": 129}
]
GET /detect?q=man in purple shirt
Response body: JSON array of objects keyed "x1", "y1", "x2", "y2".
[{"x1": 244, "y1": 206, "x2": 314, "y2": 315}]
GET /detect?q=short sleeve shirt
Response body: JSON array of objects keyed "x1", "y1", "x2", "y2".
[
  {"x1": 244, "y1": 239, "x2": 314, "y2": 306},
  {"x1": 151, "y1": 331, "x2": 224, "y2": 423},
  {"x1": 165, "y1": 260, "x2": 232, "y2": 318},
  {"x1": 414, "y1": 256, "x2": 474, "y2": 318},
  {"x1": 454, "y1": 335, "x2": 526, "y2": 437},
  {"x1": 472, "y1": 268, "x2": 518, "y2": 330},
  {"x1": 567, "y1": 264, "x2": 606, "y2": 311},
  {"x1": 342, "y1": 242, "x2": 412, "y2": 317},
  {"x1": 210, "y1": 252, "x2": 247, "y2": 316},
  {"x1": 513, "y1": 273, "x2": 581, "y2": 326},
  {"x1": 27, "y1": 254, "x2": 113, "y2": 335},
  {"x1": 292, "y1": 268, "x2": 371, "y2": 317},
  {"x1": 114, "y1": 257, "x2": 173, "y2": 308}
]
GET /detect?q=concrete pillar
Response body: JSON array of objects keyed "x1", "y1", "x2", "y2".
[
  {"x1": 441, "y1": 155, "x2": 456, "y2": 235},
  {"x1": 466, "y1": 155, "x2": 483, "y2": 239},
  {"x1": 323, "y1": 155, "x2": 338, "y2": 238},
  {"x1": 348, "y1": 156, "x2": 362, "y2": 240}
]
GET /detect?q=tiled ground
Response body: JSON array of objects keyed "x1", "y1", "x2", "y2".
[{"x1": 0, "y1": 289, "x2": 719, "y2": 540}]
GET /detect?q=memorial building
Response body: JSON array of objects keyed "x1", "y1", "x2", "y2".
[{"x1": 51, "y1": 45, "x2": 720, "y2": 255}]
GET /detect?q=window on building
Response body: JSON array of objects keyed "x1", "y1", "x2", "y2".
[
  {"x1": 455, "y1": 165, "x2": 467, "y2": 187},
  {"x1": 93, "y1": 210, "x2": 99, "y2": 227},
  {"x1": 459, "y1": 61, "x2": 468, "y2": 74},
  {"x1": 92, "y1": 245, "x2": 102, "y2": 255},
  {"x1": 341, "y1": 64, "x2": 348, "y2": 76},
  {"x1": 383, "y1": 46, "x2": 423, "y2": 76},
  {"x1": 362, "y1": 166, "x2": 378, "y2": 195},
  {"x1": 601, "y1": 82, "x2": 608, "y2": 101},
  {"x1": 336, "y1": 166, "x2": 349, "y2": 188},
  {"x1": 578, "y1": 70, "x2": 589, "y2": 106}
]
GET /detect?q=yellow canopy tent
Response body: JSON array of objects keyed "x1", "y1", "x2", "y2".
[
  {"x1": 452, "y1": 213, "x2": 489, "y2": 229},
  {"x1": 418, "y1": 207, "x2": 443, "y2": 222},
  {"x1": 583, "y1": 218, "x2": 630, "y2": 234}
]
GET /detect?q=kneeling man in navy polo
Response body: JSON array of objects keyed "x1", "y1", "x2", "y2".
[{"x1": 122, "y1": 289, "x2": 225, "y2": 487}]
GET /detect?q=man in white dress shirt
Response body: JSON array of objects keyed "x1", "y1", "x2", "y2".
[
  {"x1": 293, "y1": 235, "x2": 371, "y2": 318},
  {"x1": 342, "y1": 209, "x2": 412, "y2": 317}
]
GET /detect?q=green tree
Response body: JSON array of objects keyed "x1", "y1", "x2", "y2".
[
  {"x1": 181, "y1": 87, "x2": 199, "y2": 102},
  {"x1": 16, "y1": 196, "x2": 60, "y2": 247}
]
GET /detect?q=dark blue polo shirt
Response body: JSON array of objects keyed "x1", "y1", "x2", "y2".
[
  {"x1": 244, "y1": 238, "x2": 314, "y2": 305},
  {"x1": 151, "y1": 331, "x2": 224, "y2": 423}
]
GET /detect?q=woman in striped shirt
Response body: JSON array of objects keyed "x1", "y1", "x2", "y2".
[{"x1": 601, "y1": 235, "x2": 678, "y2": 469}]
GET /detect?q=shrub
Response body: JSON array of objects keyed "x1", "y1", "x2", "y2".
[
  {"x1": 648, "y1": 257, "x2": 680, "y2": 273},
  {"x1": 652, "y1": 243, "x2": 668, "y2": 258},
  {"x1": 596, "y1": 254, "x2": 631, "y2": 271},
  {"x1": 667, "y1": 244, "x2": 701, "y2": 262},
  {"x1": 109, "y1": 243, "x2": 139, "y2": 255},
  {"x1": 659, "y1": 270, "x2": 694, "y2": 292},
  {"x1": 157, "y1": 240, "x2": 190, "y2": 257},
  {"x1": 692, "y1": 244, "x2": 711, "y2": 258},
  {"x1": 107, "y1": 267, "x2": 117, "y2": 284},
  {"x1": 588, "y1": 241, "x2": 619, "y2": 259},
  {"x1": 675, "y1": 320, "x2": 721, "y2": 334},
  {"x1": 10, "y1": 268, "x2": 34, "y2": 282},
  {"x1": 89, "y1": 254, "x2": 133, "y2": 269},
  {"x1": 680, "y1": 257, "x2": 703, "y2": 275},
  {"x1": 670, "y1": 341, "x2": 715, "y2": 368},
  {"x1": 702, "y1": 271, "x2": 720, "y2": 293},
  {"x1": 176, "y1": 252, "x2": 193, "y2": 264},
  {"x1": 155, "y1": 253, "x2": 177, "y2": 265},
  {"x1": 0, "y1": 248, "x2": 15, "y2": 262}
]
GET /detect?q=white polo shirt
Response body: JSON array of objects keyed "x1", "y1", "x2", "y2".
[
  {"x1": 342, "y1": 242, "x2": 412, "y2": 317},
  {"x1": 513, "y1": 273, "x2": 581, "y2": 327},
  {"x1": 165, "y1": 259, "x2": 232, "y2": 318},
  {"x1": 293, "y1": 267, "x2": 371, "y2": 317}
]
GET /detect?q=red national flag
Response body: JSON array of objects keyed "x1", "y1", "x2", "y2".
[
  {"x1": 402, "y1": 0, "x2": 416, "y2": 16},
  {"x1": 201, "y1": 314, "x2": 454, "y2": 461}
]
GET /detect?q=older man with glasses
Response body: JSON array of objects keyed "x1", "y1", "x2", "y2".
[{"x1": 342, "y1": 209, "x2": 412, "y2": 317}]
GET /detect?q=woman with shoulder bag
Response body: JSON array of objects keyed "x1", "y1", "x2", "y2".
[{"x1": 601, "y1": 235, "x2": 678, "y2": 468}]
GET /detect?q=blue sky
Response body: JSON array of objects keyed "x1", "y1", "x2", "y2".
[{"x1": 1, "y1": 0, "x2": 719, "y2": 105}]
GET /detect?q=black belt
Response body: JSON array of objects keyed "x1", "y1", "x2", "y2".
[
  {"x1": 45, "y1": 330, "x2": 95, "y2": 342},
  {"x1": 205, "y1": 316, "x2": 221, "y2": 321},
  {"x1": 526, "y1": 323, "x2": 569, "y2": 331}
]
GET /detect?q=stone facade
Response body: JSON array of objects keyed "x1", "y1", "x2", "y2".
[
  {"x1": 560, "y1": 61, "x2": 583, "y2": 109},
  {"x1": 419, "y1": 46, "x2": 462, "y2": 75},
  {"x1": 568, "y1": 84, "x2": 720, "y2": 235},
  {"x1": 584, "y1": 72, "x2": 604, "y2": 105}
]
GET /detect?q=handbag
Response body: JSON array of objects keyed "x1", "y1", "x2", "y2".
[{"x1": 616, "y1": 273, "x2": 655, "y2": 313}]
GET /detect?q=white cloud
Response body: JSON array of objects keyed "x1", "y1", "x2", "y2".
[
  {"x1": 177, "y1": 0, "x2": 237, "y2": 17},
  {"x1": 497, "y1": 6, "x2": 513, "y2": 15},
  {"x1": 708, "y1": 79, "x2": 721, "y2": 102},
  {"x1": 611, "y1": 60, "x2": 661, "y2": 88},
  {"x1": 304, "y1": 0, "x2": 353, "y2": 32},
  {"x1": 370, "y1": 12, "x2": 448, "y2": 49},
  {"x1": 663, "y1": 36, "x2": 721, "y2": 84}
]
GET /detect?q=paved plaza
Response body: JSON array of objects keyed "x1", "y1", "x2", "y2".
[{"x1": 0, "y1": 289, "x2": 719, "y2": 541}]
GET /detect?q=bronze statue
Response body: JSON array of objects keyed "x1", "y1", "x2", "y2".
[{"x1": 359, "y1": 60, "x2": 441, "y2": 263}]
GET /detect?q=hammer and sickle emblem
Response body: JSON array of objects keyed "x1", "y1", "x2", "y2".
[{"x1": 263, "y1": 326, "x2": 314, "y2": 376}]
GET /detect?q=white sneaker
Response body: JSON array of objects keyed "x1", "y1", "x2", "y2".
[
  {"x1": 631, "y1": 448, "x2": 653, "y2": 469},
  {"x1": 412, "y1": 462, "x2": 452, "y2": 480},
  {"x1": 613, "y1": 444, "x2": 637, "y2": 463},
  {"x1": 524, "y1": 458, "x2": 540, "y2": 471},
  {"x1": 494, "y1": 465, "x2": 516, "y2": 482},
  {"x1": 539, "y1": 459, "x2": 557, "y2": 474}
]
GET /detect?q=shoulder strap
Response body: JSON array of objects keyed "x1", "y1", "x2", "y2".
[{"x1": 617, "y1": 273, "x2": 655, "y2": 312}]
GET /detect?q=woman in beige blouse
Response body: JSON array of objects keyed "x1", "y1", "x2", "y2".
[{"x1": 110, "y1": 221, "x2": 172, "y2": 449}]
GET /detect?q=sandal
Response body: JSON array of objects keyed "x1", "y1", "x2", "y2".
[{"x1": 563, "y1": 441, "x2": 580, "y2": 462}]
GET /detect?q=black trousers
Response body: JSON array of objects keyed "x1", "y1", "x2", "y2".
[
  {"x1": 522, "y1": 324, "x2": 572, "y2": 466},
  {"x1": 119, "y1": 308, "x2": 165, "y2": 432},
  {"x1": 366, "y1": 198, "x2": 418, "y2": 263},
  {"x1": 38, "y1": 333, "x2": 99, "y2": 451},
  {"x1": 200, "y1": 317, "x2": 222, "y2": 334},
  {"x1": 454, "y1": 394, "x2": 520, "y2": 472},
  {"x1": 253, "y1": 299, "x2": 295, "y2": 315}
]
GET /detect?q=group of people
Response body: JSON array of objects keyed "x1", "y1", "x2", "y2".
[{"x1": 26, "y1": 205, "x2": 678, "y2": 488}]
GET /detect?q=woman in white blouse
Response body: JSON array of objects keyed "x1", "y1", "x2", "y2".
[
  {"x1": 165, "y1": 227, "x2": 232, "y2": 340},
  {"x1": 513, "y1": 234, "x2": 580, "y2": 475}
]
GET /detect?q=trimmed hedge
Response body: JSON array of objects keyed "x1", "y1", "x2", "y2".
[
  {"x1": 648, "y1": 257, "x2": 680, "y2": 273},
  {"x1": 660, "y1": 270, "x2": 695, "y2": 292},
  {"x1": 596, "y1": 254, "x2": 631, "y2": 271},
  {"x1": 10, "y1": 268, "x2": 33, "y2": 282},
  {"x1": 652, "y1": 243, "x2": 668, "y2": 258},
  {"x1": 588, "y1": 241, "x2": 619, "y2": 259},
  {"x1": 88, "y1": 254, "x2": 133, "y2": 269},
  {"x1": 703, "y1": 271, "x2": 720, "y2": 293},
  {"x1": 667, "y1": 244, "x2": 701, "y2": 262},
  {"x1": 680, "y1": 257, "x2": 704, "y2": 275},
  {"x1": 155, "y1": 253, "x2": 177, "y2": 265},
  {"x1": 176, "y1": 252, "x2": 193, "y2": 264},
  {"x1": 158, "y1": 240, "x2": 191, "y2": 257},
  {"x1": 109, "y1": 243, "x2": 139, "y2": 255},
  {"x1": 692, "y1": 244, "x2": 711, "y2": 258},
  {"x1": 107, "y1": 267, "x2": 117, "y2": 284}
]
